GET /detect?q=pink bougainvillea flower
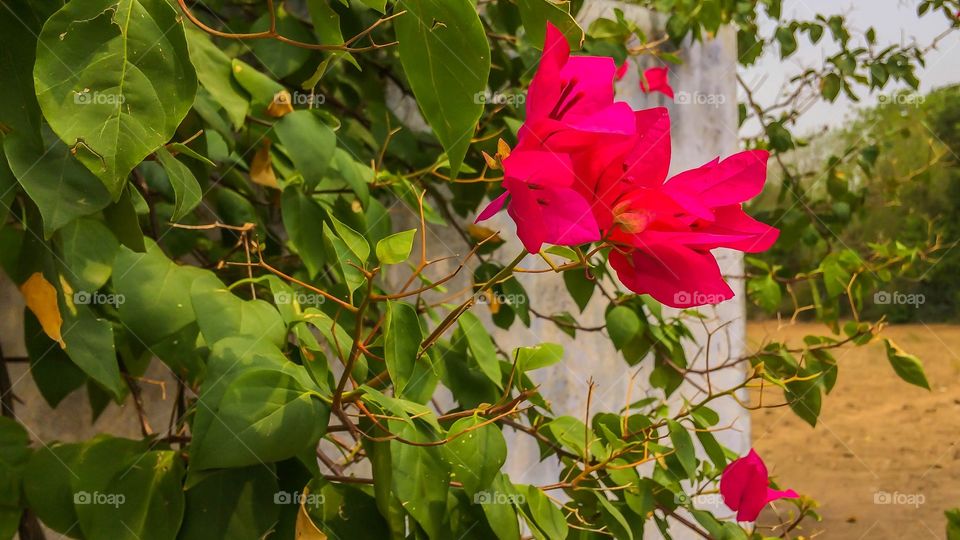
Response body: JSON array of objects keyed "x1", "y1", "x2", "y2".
[
  {"x1": 519, "y1": 23, "x2": 636, "y2": 150},
  {"x1": 605, "y1": 150, "x2": 779, "y2": 308},
  {"x1": 640, "y1": 66, "x2": 674, "y2": 99},
  {"x1": 614, "y1": 61, "x2": 628, "y2": 81},
  {"x1": 720, "y1": 449, "x2": 799, "y2": 522},
  {"x1": 477, "y1": 149, "x2": 599, "y2": 253}
]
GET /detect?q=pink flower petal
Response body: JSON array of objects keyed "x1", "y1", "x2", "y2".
[
  {"x1": 720, "y1": 449, "x2": 797, "y2": 522},
  {"x1": 665, "y1": 150, "x2": 770, "y2": 207},
  {"x1": 640, "y1": 67, "x2": 674, "y2": 99},
  {"x1": 475, "y1": 192, "x2": 508, "y2": 222},
  {"x1": 609, "y1": 242, "x2": 733, "y2": 307},
  {"x1": 614, "y1": 62, "x2": 628, "y2": 81}
]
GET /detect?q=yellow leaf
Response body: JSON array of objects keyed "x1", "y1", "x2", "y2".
[
  {"x1": 295, "y1": 489, "x2": 327, "y2": 540},
  {"x1": 267, "y1": 90, "x2": 294, "y2": 118},
  {"x1": 250, "y1": 140, "x2": 279, "y2": 189},
  {"x1": 20, "y1": 272, "x2": 64, "y2": 348},
  {"x1": 496, "y1": 138, "x2": 511, "y2": 160},
  {"x1": 466, "y1": 224, "x2": 502, "y2": 244}
]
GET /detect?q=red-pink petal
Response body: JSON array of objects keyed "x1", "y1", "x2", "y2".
[
  {"x1": 641, "y1": 67, "x2": 674, "y2": 99},
  {"x1": 614, "y1": 62, "x2": 628, "y2": 81},
  {"x1": 609, "y1": 243, "x2": 733, "y2": 308},
  {"x1": 720, "y1": 449, "x2": 796, "y2": 522},
  {"x1": 665, "y1": 150, "x2": 770, "y2": 207},
  {"x1": 475, "y1": 192, "x2": 508, "y2": 222}
]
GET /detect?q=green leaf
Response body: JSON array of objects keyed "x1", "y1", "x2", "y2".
[
  {"x1": 946, "y1": 508, "x2": 960, "y2": 540},
  {"x1": 113, "y1": 241, "x2": 208, "y2": 345},
  {"x1": 57, "y1": 217, "x2": 119, "y2": 291},
  {"x1": 563, "y1": 269, "x2": 595, "y2": 312},
  {"x1": 519, "y1": 484, "x2": 567, "y2": 540},
  {"x1": 358, "y1": 0, "x2": 387, "y2": 12},
  {"x1": 785, "y1": 377, "x2": 822, "y2": 427},
  {"x1": 480, "y1": 474, "x2": 521, "y2": 540},
  {"x1": 61, "y1": 303, "x2": 126, "y2": 400},
  {"x1": 76, "y1": 449, "x2": 185, "y2": 540},
  {"x1": 458, "y1": 311, "x2": 502, "y2": 388},
  {"x1": 0, "y1": 417, "x2": 31, "y2": 505},
  {"x1": 24, "y1": 310, "x2": 87, "y2": 407},
  {"x1": 249, "y1": 5, "x2": 313, "y2": 78},
  {"x1": 606, "y1": 306, "x2": 641, "y2": 350},
  {"x1": 155, "y1": 146, "x2": 202, "y2": 221},
  {"x1": 384, "y1": 301, "x2": 437, "y2": 404},
  {"x1": 323, "y1": 222, "x2": 365, "y2": 299},
  {"x1": 515, "y1": 343, "x2": 563, "y2": 371},
  {"x1": 390, "y1": 422, "x2": 450, "y2": 538},
  {"x1": 329, "y1": 215, "x2": 370, "y2": 263},
  {"x1": 190, "y1": 369, "x2": 330, "y2": 470},
  {"x1": 884, "y1": 339, "x2": 930, "y2": 390},
  {"x1": 190, "y1": 274, "x2": 287, "y2": 348},
  {"x1": 5, "y1": 129, "x2": 112, "y2": 238},
  {"x1": 180, "y1": 466, "x2": 280, "y2": 540},
  {"x1": 775, "y1": 26, "x2": 797, "y2": 58},
  {"x1": 281, "y1": 186, "x2": 327, "y2": 278},
  {"x1": 376, "y1": 229, "x2": 417, "y2": 265},
  {"x1": 34, "y1": 0, "x2": 197, "y2": 198},
  {"x1": 442, "y1": 416, "x2": 506, "y2": 497},
  {"x1": 667, "y1": 419, "x2": 698, "y2": 480},
  {"x1": 184, "y1": 27, "x2": 248, "y2": 129},
  {"x1": 822, "y1": 72, "x2": 842, "y2": 101},
  {"x1": 23, "y1": 442, "x2": 83, "y2": 535},
  {"x1": 517, "y1": 0, "x2": 584, "y2": 49},
  {"x1": 395, "y1": 0, "x2": 490, "y2": 177},
  {"x1": 747, "y1": 274, "x2": 782, "y2": 313},
  {"x1": 274, "y1": 109, "x2": 337, "y2": 190}
]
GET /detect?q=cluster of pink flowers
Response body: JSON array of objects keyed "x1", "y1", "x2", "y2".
[{"x1": 477, "y1": 24, "x2": 778, "y2": 308}]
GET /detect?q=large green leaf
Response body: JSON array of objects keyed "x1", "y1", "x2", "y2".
[
  {"x1": 180, "y1": 466, "x2": 279, "y2": 540},
  {"x1": 442, "y1": 416, "x2": 506, "y2": 497},
  {"x1": 274, "y1": 110, "x2": 337, "y2": 190},
  {"x1": 190, "y1": 369, "x2": 330, "y2": 470},
  {"x1": 34, "y1": 0, "x2": 197, "y2": 197},
  {"x1": 384, "y1": 301, "x2": 436, "y2": 404},
  {"x1": 61, "y1": 302, "x2": 126, "y2": 401},
  {"x1": 5, "y1": 128, "x2": 112, "y2": 238},
  {"x1": 281, "y1": 185, "x2": 327, "y2": 278},
  {"x1": 184, "y1": 27, "x2": 249, "y2": 129},
  {"x1": 113, "y1": 241, "x2": 209, "y2": 345},
  {"x1": 390, "y1": 422, "x2": 450, "y2": 538},
  {"x1": 56, "y1": 217, "x2": 119, "y2": 292},
  {"x1": 458, "y1": 311, "x2": 502, "y2": 388},
  {"x1": 190, "y1": 274, "x2": 287, "y2": 348},
  {"x1": 395, "y1": 0, "x2": 490, "y2": 177},
  {"x1": 76, "y1": 449, "x2": 185, "y2": 540},
  {"x1": 24, "y1": 310, "x2": 87, "y2": 407},
  {"x1": 376, "y1": 229, "x2": 416, "y2": 265},
  {"x1": 23, "y1": 442, "x2": 83, "y2": 535}
]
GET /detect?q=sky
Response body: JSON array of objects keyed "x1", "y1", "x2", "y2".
[{"x1": 738, "y1": 0, "x2": 960, "y2": 135}]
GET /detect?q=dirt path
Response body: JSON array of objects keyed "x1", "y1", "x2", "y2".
[{"x1": 747, "y1": 322, "x2": 960, "y2": 539}]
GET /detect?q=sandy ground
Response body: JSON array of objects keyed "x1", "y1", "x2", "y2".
[{"x1": 747, "y1": 322, "x2": 960, "y2": 539}]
